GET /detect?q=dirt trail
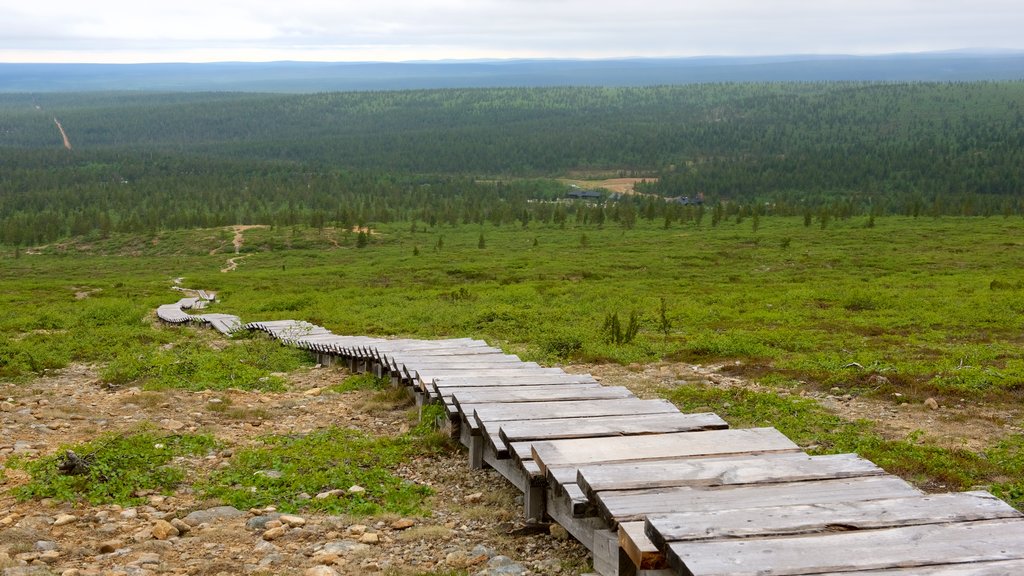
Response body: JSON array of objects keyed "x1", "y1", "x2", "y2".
[
  {"x1": 53, "y1": 117, "x2": 71, "y2": 150},
  {"x1": 217, "y1": 225, "x2": 268, "y2": 273}
]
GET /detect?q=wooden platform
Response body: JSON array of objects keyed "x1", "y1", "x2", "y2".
[{"x1": 158, "y1": 294, "x2": 1024, "y2": 576}]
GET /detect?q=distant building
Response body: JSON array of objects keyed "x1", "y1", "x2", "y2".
[{"x1": 566, "y1": 185, "x2": 603, "y2": 201}]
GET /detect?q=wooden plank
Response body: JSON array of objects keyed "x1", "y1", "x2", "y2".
[
  {"x1": 499, "y1": 411, "x2": 727, "y2": 449},
  {"x1": 433, "y1": 373, "x2": 599, "y2": 390},
  {"x1": 577, "y1": 452, "x2": 884, "y2": 498},
  {"x1": 449, "y1": 383, "x2": 620, "y2": 405},
  {"x1": 598, "y1": 476, "x2": 920, "y2": 525},
  {"x1": 531, "y1": 427, "x2": 800, "y2": 475},
  {"x1": 664, "y1": 518, "x2": 1024, "y2": 576},
  {"x1": 813, "y1": 559, "x2": 1024, "y2": 575},
  {"x1": 470, "y1": 398, "x2": 680, "y2": 436},
  {"x1": 620, "y1": 521, "x2": 669, "y2": 570},
  {"x1": 645, "y1": 491, "x2": 1021, "y2": 546},
  {"x1": 440, "y1": 383, "x2": 606, "y2": 401}
]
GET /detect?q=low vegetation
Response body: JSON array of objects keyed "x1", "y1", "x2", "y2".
[
  {"x1": 9, "y1": 429, "x2": 218, "y2": 505},
  {"x1": 202, "y1": 427, "x2": 440, "y2": 516}
]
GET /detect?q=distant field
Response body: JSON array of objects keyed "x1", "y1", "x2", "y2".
[{"x1": 4, "y1": 215, "x2": 1023, "y2": 402}]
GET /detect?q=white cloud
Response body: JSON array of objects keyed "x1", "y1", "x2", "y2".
[{"x1": 0, "y1": 0, "x2": 1021, "y2": 62}]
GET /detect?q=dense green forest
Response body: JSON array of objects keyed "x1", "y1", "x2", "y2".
[{"x1": 2, "y1": 82, "x2": 1023, "y2": 244}]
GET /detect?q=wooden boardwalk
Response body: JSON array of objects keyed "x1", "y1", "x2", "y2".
[{"x1": 160, "y1": 298, "x2": 1024, "y2": 576}]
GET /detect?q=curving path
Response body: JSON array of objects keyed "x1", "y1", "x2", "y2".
[{"x1": 157, "y1": 294, "x2": 1024, "y2": 576}]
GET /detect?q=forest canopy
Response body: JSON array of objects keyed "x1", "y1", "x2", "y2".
[{"x1": 1, "y1": 82, "x2": 1023, "y2": 244}]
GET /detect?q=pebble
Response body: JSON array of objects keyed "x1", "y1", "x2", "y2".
[
  {"x1": 358, "y1": 533, "x2": 380, "y2": 544},
  {"x1": 262, "y1": 526, "x2": 287, "y2": 541},
  {"x1": 53, "y1": 514, "x2": 77, "y2": 527},
  {"x1": 348, "y1": 524, "x2": 367, "y2": 536},
  {"x1": 159, "y1": 418, "x2": 185, "y2": 431},
  {"x1": 182, "y1": 506, "x2": 244, "y2": 526},
  {"x1": 465, "y1": 492, "x2": 484, "y2": 504},
  {"x1": 315, "y1": 489, "x2": 344, "y2": 500},
  {"x1": 390, "y1": 518, "x2": 415, "y2": 530},
  {"x1": 279, "y1": 514, "x2": 306, "y2": 527},
  {"x1": 347, "y1": 485, "x2": 366, "y2": 495},
  {"x1": 318, "y1": 540, "x2": 370, "y2": 556},
  {"x1": 170, "y1": 518, "x2": 191, "y2": 534},
  {"x1": 924, "y1": 397, "x2": 940, "y2": 410},
  {"x1": 151, "y1": 519, "x2": 179, "y2": 540},
  {"x1": 246, "y1": 514, "x2": 282, "y2": 531}
]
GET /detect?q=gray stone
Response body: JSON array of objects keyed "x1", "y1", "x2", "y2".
[
  {"x1": 319, "y1": 540, "x2": 369, "y2": 556},
  {"x1": 471, "y1": 544, "x2": 498, "y2": 559},
  {"x1": 182, "y1": 506, "x2": 244, "y2": 526},
  {"x1": 34, "y1": 541, "x2": 58, "y2": 552},
  {"x1": 474, "y1": 555, "x2": 527, "y2": 576},
  {"x1": 245, "y1": 514, "x2": 281, "y2": 531}
]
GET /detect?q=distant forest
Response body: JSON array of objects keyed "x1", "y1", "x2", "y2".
[{"x1": 1, "y1": 82, "x2": 1023, "y2": 244}]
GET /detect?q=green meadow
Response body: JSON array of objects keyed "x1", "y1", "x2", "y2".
[{"x1": 3, "y1": 214, "x2": 1023, "y2": 400}]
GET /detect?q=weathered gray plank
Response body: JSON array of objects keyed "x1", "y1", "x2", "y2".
[
  {"x1": 499, "y1": 411, "x2": 727, "y2": 450},
  {"x1": 598, "y1": 476, "x2": 920, "y2": 525},
  {"x1": 432, "y1": 373, "x2": 599, "y2": 391},
  {"x1": 813, "y1": 559, "x2": 1024, "y2": 575},
  {"x1": 645, "y1": 491, "x2": 1021, "y2": 546},
  {"x1": 531, "y1": 427, "x2": 800, "y2": 474},
  {"x1": 577, "y1": 452, "x2": 884, "y2": 498},
  {"x1": 450, "y1": 384, "x2": 623, "y2": 406},
  {"x1": 470, "y1": 398, "x2": 680, "y2": 436},
  {"x1": 665, "y1": 519, "x2": 1024, "y2": 576}
]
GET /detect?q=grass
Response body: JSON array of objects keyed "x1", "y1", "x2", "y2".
[
  {"x1": 201, "y1": 426, "x2": 441, "y2": 515},
  {"x1": 9, "y1": 429, "x2": 218, "y2": 505},
  {"x1": 4, "y1": 217, "x2": 1024, "y2": 400},
  {"x1": 661, "y1": 383, "x2": 1024, "y2": 509},
  {"x1": 330, "y1": 372, "x2": 390, "y2": 393}
]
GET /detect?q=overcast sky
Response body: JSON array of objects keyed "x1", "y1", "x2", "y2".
[{"x1": 2, "y1": 0, "x2": 1022, "y2": 63}]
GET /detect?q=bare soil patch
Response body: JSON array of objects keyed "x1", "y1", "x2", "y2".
[
  {"x1": 0, "y1": 360, "x2": 587, "y2": 575},
  {"x1": 558, "y1": 177, "x2": 657, "y2": 195}
]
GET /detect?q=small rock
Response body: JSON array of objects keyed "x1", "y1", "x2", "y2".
[
  {"x1": 465, "y1": 492, "x2": 484, "y2": 504},
  {"x1": 390, "y1": 518, "x2": 415, "y2": 530},
  {"x1": 159, "y1": 418, "x2": 185, "y2": 431},
  {"x1": 254, "y1": 469, "x2": 283, "y2": 479},
  {"x1": 246, "y1": 514, "x2": 282, "y2": 531},
  {"x1": 319, "y1": 540, "x2": 369, "y2": 556},
  {"x1": 62, "y1": 569, "x2": 82, "y2": 576},
  {"x1": 52, "y1": 514, "x2": 77, "y2": 527},
  {"x1": 315, "y1": 489, "x2": 344, "y2": 500},
  {"x1": 34, "y1": 540, "x2": 58, "y2": 551},
  {"x1": 549, "y1": 523, "x2": 570, "y2": 541},
  {"x1": 304, "y1": 567, "x2": 338, "y2": 576},
  {"x1": 182, "y1": 506, "x2": 244, "y2": 526},
  {"x1": 358, "y1": 532, "x2": 379, "y2": 544},
  {"x1": 279, "y1": 514, "x2": 306, "y2": 528},
  {"x1": 471, "y1": 544, "x2": 497, "y2": 559},
  {"x1": 0, "y1": 401, "x2": 13, "y2": 411},
  {"x1": 151, "y1": 519, "x2": 179, "y2": 540},
  {"x1": 262, "y1": 526, "x2": 287, "y2": 541},
  {"x1": 348, "y1": 524, "x2": 367, "y2": 536},
  {"x1": 348, "y1": 485, "x2": 366, "y2": 495},
  {"x1": 303, "y1": 388, "x2": 323, "y2": 397},
  {"x1": 924, "y1": 397, "x2": 939, "y2": 410},
  {"x1": 38, "y1": 550, "x2": 61, "y2": 563},
  {"x1": 169, "y1": 518, "x2": 191, "y2": 534}
]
